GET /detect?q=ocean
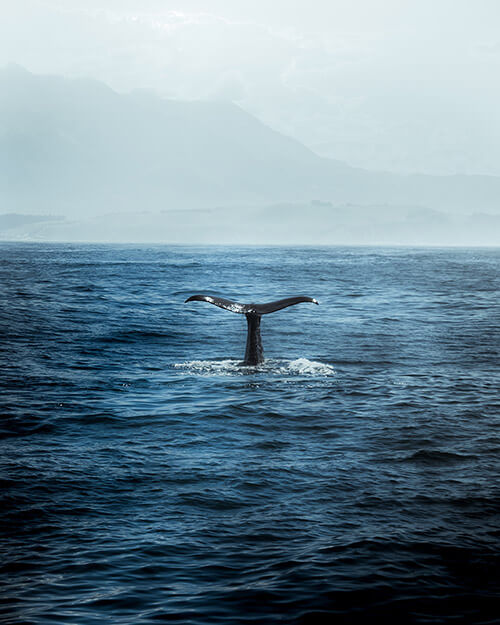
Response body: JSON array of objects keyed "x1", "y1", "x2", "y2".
[{"x1": 1, "y1": 243, "x2": 499, "y2": 624}]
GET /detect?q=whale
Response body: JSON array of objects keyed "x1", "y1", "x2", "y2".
[{"x1": 185, "y1": 295, "x2": 319, "y2": 365}]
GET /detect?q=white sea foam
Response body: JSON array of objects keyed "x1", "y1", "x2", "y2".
[
  {"x1": 279, "y1": 358, "x2": 335, "y2": 376},
  {"x1": 173, "y1": 359, "x2": 241, "y2": 374},
  {"x1": 173, "y1": 358, "x2": 335, "y2": 377}
]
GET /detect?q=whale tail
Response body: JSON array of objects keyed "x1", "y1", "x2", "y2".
[{"x1": 184, "y1": 294, "x2": 319, "y2": 365}]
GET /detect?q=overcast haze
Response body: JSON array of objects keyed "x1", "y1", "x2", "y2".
[
  {"x1": 3, "y1": 0, "x2": 500, "y2": 175},
  {"x1": 1, "y1": 1, "x2": 500, "y2": 245}
]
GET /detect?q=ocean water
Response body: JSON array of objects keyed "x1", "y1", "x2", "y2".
[{"x1": 1, "y1": 243, "x2": 499, "y2": 624}]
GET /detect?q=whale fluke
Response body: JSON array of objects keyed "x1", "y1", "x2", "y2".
[
  {"x1": 252, "y1": 296, "x2": 319, "y2": 315},
  {"x1": 185, "y1": 294, "x2": 319, "y2": 365},
  {"x1": 184, "y1": 294, "x2": 249, "y2": 314}
]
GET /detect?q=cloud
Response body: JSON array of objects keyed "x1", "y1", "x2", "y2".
[{"x1": 208, "y1": 70, "x2": 246, "y2": 102}]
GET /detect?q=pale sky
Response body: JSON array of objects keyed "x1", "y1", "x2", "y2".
[{"x1": 2, "y1": 0, "x2": 500, "y2": 175}]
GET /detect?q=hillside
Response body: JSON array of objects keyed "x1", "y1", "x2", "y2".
[{"x1": 1, "y1": 65, "x2": 499, "y2": 217}]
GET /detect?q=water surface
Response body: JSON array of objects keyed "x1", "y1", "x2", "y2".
[{"x1": 1, "y1": 244, "x2": 499, "y2": 624}]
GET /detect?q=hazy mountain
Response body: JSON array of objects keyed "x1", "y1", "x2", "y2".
[
  {"x1": 1, "y1": 65, "x2": 500, "y2": 218},
  {"x1": 2, "y1": 203, "x2": 499, "y2": 246}
]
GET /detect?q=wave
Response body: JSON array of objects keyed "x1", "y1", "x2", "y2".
[
  {"x1": 173, "y1": 357, "x2": 335, "y2": 377},
  {"x1": 399, "y1": 449, "x2": 479, "y2": 465}
]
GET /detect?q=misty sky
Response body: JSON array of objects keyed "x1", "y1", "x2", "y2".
[{"x1": 2, "y1": 0, "x2": 500, "y2": 175}]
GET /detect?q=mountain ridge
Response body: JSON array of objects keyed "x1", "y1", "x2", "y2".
[{"x1": 1, "y1": 65, "x2": 499, "y2": 217}]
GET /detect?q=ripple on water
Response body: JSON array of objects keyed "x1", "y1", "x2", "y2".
[{"x1": 1, "y1": 244, "x2": 499, "y2": 625}]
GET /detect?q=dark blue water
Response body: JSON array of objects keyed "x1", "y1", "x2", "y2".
[{"x1": 1, "y1": 244, "x2": 499, "y2": 624}]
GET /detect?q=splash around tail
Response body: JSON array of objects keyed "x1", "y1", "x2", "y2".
[
  {"x1": 184, "y1": 294, "x2": 319, "y2": 366},
  {"x1": 174, "y1": 358, "x2": 335, "y2": 377}
]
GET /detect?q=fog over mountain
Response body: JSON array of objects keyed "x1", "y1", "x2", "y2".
[
  {"x1": 1, "y1": 65, "x2": 499, "y2": 244},
  {"x1": 0, "y1": 65, "x2": 349, "y2": 215},
  {"x1": 3, "y1": 1, "x2": 500, "y2": 177}
]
